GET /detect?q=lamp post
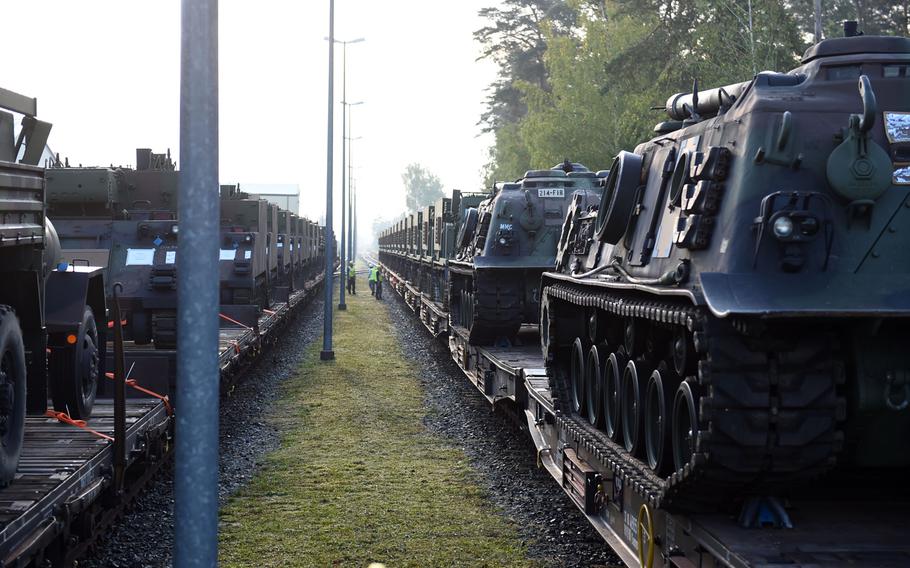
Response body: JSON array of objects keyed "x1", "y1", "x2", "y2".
[
  {"x1": 175, "y1": 0, "x2": 220, "y2": 565},
  {"x1": 330, "y1": 37, "x2": 363, "y2": 310},
  {"x1": 320, "y1": 0, "x2": 336, "y2": 361},
  {"x1": 346, "y1": 104, "x2": 362, "y2": 265}
]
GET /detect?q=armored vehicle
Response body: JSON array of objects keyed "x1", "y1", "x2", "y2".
[
  {"x1": 451, "y1": 163, "x2": 603, "y2": 344},
  {"x1": 277, "y1": 210, "x2": 293, "y2": 288},
  {"x1": 541, "y1": 33, "x2": 910, "y2": 508},
  {"x1": 219, "y1": 185, "x2": 272, "y2": 307},
  {"x1": 265, "y1": 203, "x2": 279, "y2": 286},
  {"x1": 47, "y1": 149, "x2": 180, "y2": 348},
  {"x1": 0, "y1": 88, "x2": 106, "y2": 483},
  {"x1": 288, "y1": 213, "x2": 300, "y2": 288}
]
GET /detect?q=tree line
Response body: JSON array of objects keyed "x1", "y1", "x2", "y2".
[{"x1": 476, "y1": 0, "x2": 910, "y2": 183}]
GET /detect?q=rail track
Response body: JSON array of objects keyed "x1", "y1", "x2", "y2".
[
  {"x1": 373, "y1": 253, "x2": 910, "y2": 568},
  {"x1": 0, "y1": 272, "x2": 324, "y2": 567}
]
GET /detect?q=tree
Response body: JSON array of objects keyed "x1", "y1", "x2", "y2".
[
  {"x1": 475, "y1": 1, "x2": 580, "y2": 183},
  {"x1": 402, "y1": 163, "x2": 444, "y2": 213},
  {"x1": 479, "y1": 0, "x2": 805, "y2": 179},
  {"x1": 790, "y1": 0, "x2": 910, "y2": 39}
]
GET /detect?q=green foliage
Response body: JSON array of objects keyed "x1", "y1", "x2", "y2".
[
  {"x1": 402, "y1": 163, "x2": 444, "y2": 213},
  {"x1": 477, "y1": 0, "x2": 817, "y2": 180}
]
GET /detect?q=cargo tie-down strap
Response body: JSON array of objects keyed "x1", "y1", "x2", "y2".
[
  {"x1": 219, "y1": 312, "x2": 256, "y2": 354},
  {"x1": 45, "y1": 410, "x2": 114, "y2": 441},
  {"x1": 104, "y1": 372, "x2": 173, "y2": 416}
]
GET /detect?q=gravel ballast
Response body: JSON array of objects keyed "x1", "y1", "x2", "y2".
[
  {"x1": 81, "y1": 298, "x2": 324, "y2": 568},
  {"x1": 384, "y1": 294, "x2": 622, "y2": 568},
  {"x1": 83, "y1": 281, "x2": 621, "y2": 567}
]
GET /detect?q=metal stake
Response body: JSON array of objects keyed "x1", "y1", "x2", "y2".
[
  {"x1": 321, "y1": 0, "x2": 336, "y2": 361},
  {"x1": 175, "y1": 0, "x2": 220, "y2": 565}
]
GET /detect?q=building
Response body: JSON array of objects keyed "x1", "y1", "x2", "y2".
[{"x1": 240, "y1": 184, "x2": 300, "y2": 215}]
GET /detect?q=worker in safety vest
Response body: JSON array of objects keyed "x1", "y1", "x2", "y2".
[
  {"x1": 368, "y1": 264, "x2": 377, "y2": 296},
  {"x1": 374, "y1": 266, "x2": 383, "y2": 300},
  {"x1": 347, "y1": 261, "x2": 356, "y2": 294}
]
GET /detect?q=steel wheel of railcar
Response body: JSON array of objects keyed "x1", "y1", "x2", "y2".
[
  {"x1": 622, "y1": 359, "x2": 649, "y2": 456},
  {"x1": 603, "y1": 346, "x2": 627, "y2": 441},
  {"x1": 644, "y1": 363, "x2": 679, "y2": 474},
  {"x1": 585, "y1": 344, "x2": 605, "y2": 427},
  {"x1": 57, "y1": 307, "x2": 99, "y2": 420},
  {"x1": 0, "y1": 308, "x2": 26, "y2": 485},
  {"x1": 569, "y1": 337, "x2": 586, "y2": 415},
  {"x1": 672, "y1": 380, "x2": 699, "y2": 471}
]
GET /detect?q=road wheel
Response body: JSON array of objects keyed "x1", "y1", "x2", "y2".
[
  {"x1": 0, "y1": 307, "x2": 26, "y2": 486},
  {"x1": 585, "y1": 344, "x2": 605, "y2": 427},
  {"x1": 603, "y1": 346, "x2": 627, "y2": 442}
]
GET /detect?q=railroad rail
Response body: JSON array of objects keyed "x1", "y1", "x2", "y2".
[{"x1": 375, "y1": 255, "x2": 910, "y2": 568}]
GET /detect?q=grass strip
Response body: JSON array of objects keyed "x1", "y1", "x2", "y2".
[{"x1": 219, "y1": 275, "x2": 535, "y2": 567}]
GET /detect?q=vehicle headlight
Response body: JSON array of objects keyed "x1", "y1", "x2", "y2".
[{"x1": 772, "y1": 216, "x2": 794, "y2": 239}]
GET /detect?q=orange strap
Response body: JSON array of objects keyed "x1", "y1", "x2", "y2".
[
  {"x1": 262, "y1": 308, "x2": 276, "y2": 315},
  {"x1": 219, "y1": 312, "x2": 253, "y2": 331},
  {"x1": 105, "y1": 372, "x2": 174, "y2": 415},
  {"x1": 45, "y1": 410, "x2": 114, "y2": 441}
]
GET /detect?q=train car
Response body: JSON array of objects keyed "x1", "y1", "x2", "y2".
[{"x1": 378, "y1": 30, "x2": 910, "y2": 568}]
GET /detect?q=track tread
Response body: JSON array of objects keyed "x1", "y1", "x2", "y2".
[{"x1": 544, "y1": 281, "x2": 843, "y2": 509}]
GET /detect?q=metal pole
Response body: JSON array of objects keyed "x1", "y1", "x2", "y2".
[
  {"x1": 353, "y1": 180, "x2": 357, "y2": 262},
  {"x1": 347, "y1": 107, "x2": 353, "y2": 265},
  {"x1": 175, "y1": 0, "x2": 220, "y2": 565},
  {"x1": 338, "y1": 41, "x2": 347, "y2": 310},
  {"x1": 321, "y1": 0, "x2": 336, "y2": 361},
  {"x1": 813, "y1": 0, "x2": 823, "y2": 43}
]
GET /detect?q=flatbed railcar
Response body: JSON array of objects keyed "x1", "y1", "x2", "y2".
[
  {"x1": 99, "y1": 270, "x2": 325, "y2": 401},
  {"x1": 374, "y1": 251, "x2": 910, "y2": 568},
  {"x1": 3, "y1": 201, "x2": 327, "y2": 568}
]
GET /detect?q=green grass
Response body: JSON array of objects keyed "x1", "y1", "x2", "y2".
[{"x1": 219, "y1": 275, "x2": 535, "y2": 567}]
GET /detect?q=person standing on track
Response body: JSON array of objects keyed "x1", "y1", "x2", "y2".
[
  {"x1": 374, "y1": 267, "x2": 383, "y2": 300},
  {"x1": 368, "y1": 264, "x2": 377, "y2": 296},
  {"x1": 347, "y1": 261, "x2": 356, "y2": 295}
]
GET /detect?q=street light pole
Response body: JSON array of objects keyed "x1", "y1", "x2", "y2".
[
  {"x1": 320, "y1": 0, "x2": 335, "y2": 361},
  {"x1": 332, "y1": 38, "x2": 363, "y2": 310},
  {"x1": 338, "y1": 41, "x2": 347, "y2": 310},
  {"x1": 175, "y1": 0, "x2": 219, "y2": 565},
  {"x1": 346, "y1": 104, "x2": 362, "y2": 265}
]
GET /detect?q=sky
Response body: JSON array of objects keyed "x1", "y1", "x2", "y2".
[{"x1": 3, "y1": 0, "x2": 498, "y2": 247}]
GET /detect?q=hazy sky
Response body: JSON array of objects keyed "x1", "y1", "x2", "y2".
[{"x1": 4, "y1": 0, "x2": 498, "y2": 243}]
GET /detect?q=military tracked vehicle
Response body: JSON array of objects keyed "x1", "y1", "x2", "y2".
[
  {"x1": 451, "y1": 163, "x2": 604, "y2": 345},
  {"x1": 219, "y1": 185, "x2": 271, "y2": 307},
  {"x1": 47, "y1": 149, "x2": 180, "y2": 348},
  {"x1": 541, "y1": 33, "x2": 910, "y2": 508},
  {"x1": 0, "y1": 87, "x2": 106, "y2": 480},
  {"x1": 277, "y1": 210, "x2": 293, "y2": 289}
]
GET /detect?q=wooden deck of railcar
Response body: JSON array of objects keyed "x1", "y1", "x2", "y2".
[{"x1": 0, "y1": 399, "x2": 171, "y2": 565}]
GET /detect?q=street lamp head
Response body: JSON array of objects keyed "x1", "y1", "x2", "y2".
[
  {"x1": 324, "y1": 36, "x2": 366, "y2": 45},
  {"x1": 349, "y1": 101, "x2": 365, "y2": 107}
]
